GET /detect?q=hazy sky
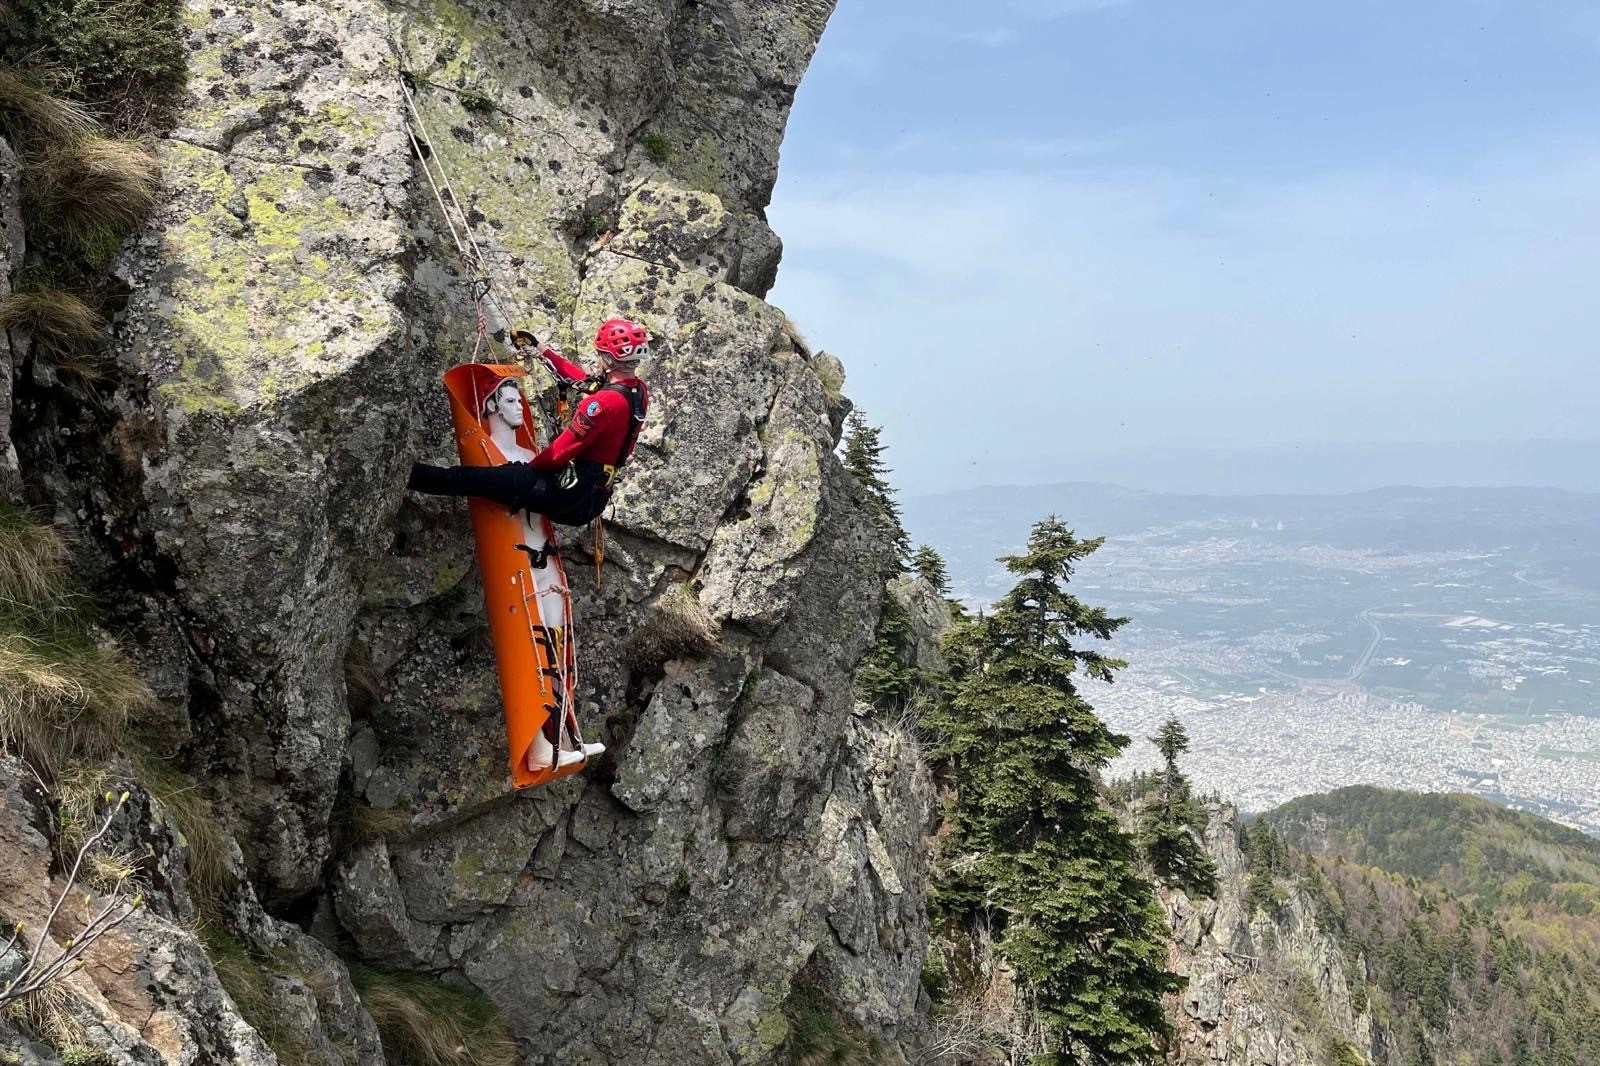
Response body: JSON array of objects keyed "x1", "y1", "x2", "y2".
[{"x1": 766, "y1": 0, "x2": 1600, "y2": 495}]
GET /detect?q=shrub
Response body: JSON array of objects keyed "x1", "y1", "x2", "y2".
[
  {"x1": 783, "y1": 986, "x2": 884, "y2": 1066},
  {"x1": 641, "y1": 131, "x2": 672, "y2": 163},
  {"x1": 0, "y1": 0, "x2": 187, "y2": 131}
]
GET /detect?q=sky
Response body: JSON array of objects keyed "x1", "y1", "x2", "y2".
[{"x1": 766, "y1": 0, "x2": 1600, "y2": 496}]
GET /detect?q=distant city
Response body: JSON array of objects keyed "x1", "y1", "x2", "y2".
[{"x1": 904, "y1": 483, "x2": 1600, "y2": 833}]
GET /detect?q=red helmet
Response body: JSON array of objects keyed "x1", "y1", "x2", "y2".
[{"x1": 594, "y1": 318, "x2": 650, "y2": 363}]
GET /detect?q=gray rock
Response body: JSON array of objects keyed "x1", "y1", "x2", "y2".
[
  {"x1": 333, "y1": 840, "x2": 443, "y2": 968},
  {"x1": 110, "y1": 0, "x2": 422, "y2": 902},
  {"x1": 888, "y1": 574, "x2": 953, "y2": 677},
  {"x1": 0, "y1": 136, "x2": 23, "y2": 499},
  {"x1": 4, "y1": 0, "x2": 947, "y2": 1059}
]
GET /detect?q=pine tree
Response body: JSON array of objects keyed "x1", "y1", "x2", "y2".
[
  {"x1": 841, "y1": 410, "x2": 911, "y2": 563},
  {"x1": 927, "y1": 517, "x2": 1182, "y2": 1065},
  {"x1": 1132, "y1": 713, "x2": 1216, "y2": 896},
  {"x1": 1138, "y1": 717, "x2": 1218, "y2": 897},
  {"x1": 911, "y1": 544, "x2": 950, "y2": 595},
  {"x1": 854, "y1": 592, "x2": 916, "y2": 712}
]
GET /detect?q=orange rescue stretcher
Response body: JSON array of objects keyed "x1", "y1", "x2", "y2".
[{"x1": 443, "y1": 363, "x2": 588, "y2": 789}]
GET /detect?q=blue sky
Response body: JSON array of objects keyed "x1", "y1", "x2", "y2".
[{"x1": 766, "y1": 0, "x2": 1600, "y2": 495}]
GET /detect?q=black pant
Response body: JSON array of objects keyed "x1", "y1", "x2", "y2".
[{"x1": 408, "y1": 461, "x2": 609, "y2": 526}]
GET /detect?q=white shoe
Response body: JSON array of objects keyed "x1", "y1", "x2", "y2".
[
  {"x1": 556, "y1": 748, "x2": 587, "y2": 768},
  {"x1": 580, "y1": 742, "x2": 606, "y2": 758}
]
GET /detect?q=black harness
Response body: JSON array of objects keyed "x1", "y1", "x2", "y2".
[{"x1": 597, "y1": 381, "x2": 648, "y2": 470}]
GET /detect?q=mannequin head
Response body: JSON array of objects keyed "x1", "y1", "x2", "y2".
[{"x1": 482, "y1": 380, "x2": 526, "y2": 429}]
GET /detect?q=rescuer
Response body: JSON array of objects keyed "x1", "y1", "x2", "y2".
[{"x1": 407, "y1": 318, "x2": 652, "y2": 522}]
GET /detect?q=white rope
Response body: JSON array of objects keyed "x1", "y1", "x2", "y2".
[{"x1": 396, "y1": 74, "x2": 526, "y2": 339}]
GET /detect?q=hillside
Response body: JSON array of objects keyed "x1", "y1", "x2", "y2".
[
  {"x1": 1265, "y1": 787, "x2": 1600, "y2": 912},
  {"x1": 1163, "y1": 791, "x2": 1600, "y2": 1066}
]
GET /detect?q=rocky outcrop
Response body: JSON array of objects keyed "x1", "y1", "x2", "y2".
[
  {"x1": 0, "y1": 136, "x2": 23, "y2": 499},
  {"x1": 2, "y1": 0, "x2": 945, "y2": 1061},
  {"x1": 1163, "y1": 805, "x2": 1373, "y2": 1066},
  {"x1": 0, "y1": 754, "x2": 377, "y2": 1065}
]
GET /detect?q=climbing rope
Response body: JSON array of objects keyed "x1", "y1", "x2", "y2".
[{"x1": 395, "y1": 69, "x2": 531, "y2": 366}]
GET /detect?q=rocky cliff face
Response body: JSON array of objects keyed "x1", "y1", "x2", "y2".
[
  {"x1": 1163, "y1": 806, "x2": 1373, "y2": 1066},
  {"x1": 2, "y1": 0, "x2": 939, "y2": 1062}
]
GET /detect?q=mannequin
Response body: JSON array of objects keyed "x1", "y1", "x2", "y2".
[{"x1": 481, "y1": 380, "x2": 604, "y2": 772}]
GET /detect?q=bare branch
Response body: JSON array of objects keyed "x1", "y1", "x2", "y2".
[{"x1": 0, "y1": 791, "x2": 140, "y2": 1006}]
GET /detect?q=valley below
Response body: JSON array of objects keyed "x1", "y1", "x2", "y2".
[{"x1": 906, "y1": 483, "x2": 1600, "y2": 831}]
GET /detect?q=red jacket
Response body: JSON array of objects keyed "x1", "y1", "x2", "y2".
[{"x1": 531, "y1": 350, "x2": 650, "y2": 471}]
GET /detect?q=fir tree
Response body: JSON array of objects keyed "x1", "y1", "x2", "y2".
[
  {"x1": 927, "y1": 517, "x2": 1182, "y2": 1065},
  {"x1": 911, "y1": 544, "x2": 951, "y2": 595},
  {"x1": 854, "y1": 592, "x2": 916, "y2": 712},
  {"x1": 841, "y1": 410, "x2": 911, "y2": 563},
  {"x1": 1138, "y1": 717, "x2": 1218, "y2": 897}
]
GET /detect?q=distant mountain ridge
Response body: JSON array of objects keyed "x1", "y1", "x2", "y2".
[
  {"x1": 903, "y1": 481, "x2": 1600, "y2": 583},
  {"x1": 917, "y1": 439, "x2": 1600, "y2": 498}
]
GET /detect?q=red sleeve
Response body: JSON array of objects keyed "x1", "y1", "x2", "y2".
[
  {"x1": 529, "y1": 390, "x2": 620, "y2": 469},
  {"x1": 541, "y1": 348, "x2": 589, "y2": 386},
  {"x1": 530, "y1": 427, "x2": 585, "y2": 469}
]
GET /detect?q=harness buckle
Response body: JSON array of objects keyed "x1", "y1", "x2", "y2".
[{"x1": 515, "y1": 542, "x2": 551, "y2": 570}]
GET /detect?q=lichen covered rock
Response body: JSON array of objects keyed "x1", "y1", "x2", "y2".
[{"x1": 2, "y1": 0, "x2": 941, "y2": 1059}]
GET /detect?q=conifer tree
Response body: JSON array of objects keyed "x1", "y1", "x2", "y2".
[
  {"x1": 927, "y1": 516, "x2": 1182, "y2": 1065},
  {"x1": 911, "y1": 544, "x2": 951, "y2": 595},
  {"x1": 854, "y1": 593, "x2": 916, "y2": 712},
  {"x1": 1138, "y1": 717, "x2": 1218, "y2": 897},
  {"x1": 841, "y1": 410, "x2": 911, "y2": 563}
]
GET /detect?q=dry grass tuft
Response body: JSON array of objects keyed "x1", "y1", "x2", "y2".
[
  {"x1": 0, "y1": 69, "x2": 96, "y2": 143},
  {"x1": 625, "y1": 583, "x2": 720, "y2": 671},
  {"x1": 0, "y1": 510, "x2": 151, "y2": 775},
  {"x1": 129, "y1": 751, "x2": 235, "y2": 901},
  {"x1": 201, "y1": 927, "x2": 323, "y2": 1066},
  {"x1": 0, "y1": 289, "x2": 104, "y2": 356},
  {"x1": 783, "y1": 314, "x2": 812, "y2": 357},
  {"x1": 0, "y1": 507, "x2": 71, "y2": 612},
  {"x1": 350, "y1": 802, "x2": 413, "y2": 844},
  {"x1": 5, "y1": 980, "x2": 85, "y2": 1050},
  {"x1": 812, "y1": 353, "x2": 846, "y2": 407},
  {"x1": 0, "y1": 626, "x2": 151, "y2": 776},
  {"x1": 343, "y1": 645, "x2": 383, "y2": 718},
  {"x1": 353, "y1": 964, "x2": 519, "y2": 1066},
  {"x1": 36, "y1": 138, "x2": 161, "y2": 249}
]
